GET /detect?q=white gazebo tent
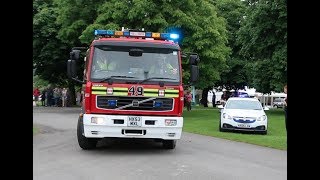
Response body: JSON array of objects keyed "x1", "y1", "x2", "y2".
[{"x1": 256, "y1": 92, "x2": 287, "y2": 107}]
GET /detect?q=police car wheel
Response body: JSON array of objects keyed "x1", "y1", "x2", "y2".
[
  {"x1": 259, "y1": 130, "x2": 267, "y2": 135},
  {"x1": 77, "y1": 117, "x2": 98, "y2": 150},
  {"x1": 219, "y1": 119, "x2": 227, "y2": 132},
  {"x1": 163, "y1": 140, "x2": 176, "y2": 149}
]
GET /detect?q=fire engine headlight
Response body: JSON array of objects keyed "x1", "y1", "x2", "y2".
[
  {"x1": 91, "y1": 117, "x2": 105, "y2": 124},
  {"x1": 165, "y1": 119, "x2": 177, "y2": 126}
]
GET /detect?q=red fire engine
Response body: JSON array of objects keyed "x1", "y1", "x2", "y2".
[{"x1": 68, "y1": 28, "x2": 199, "y2": 149}]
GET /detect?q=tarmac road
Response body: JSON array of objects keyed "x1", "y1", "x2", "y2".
[{"x1": 33, "y1": 107, "x2": 287, "y2": 180}]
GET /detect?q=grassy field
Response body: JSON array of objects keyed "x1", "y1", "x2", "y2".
[{"x1": 182, "y1": 106, "x2": 287, "y2": 150}]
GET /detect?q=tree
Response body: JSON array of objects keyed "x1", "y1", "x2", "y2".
[
  {"x1": 33, "y1": 75, "x2": 50, "y2": 91},
  {"x1": 53, "y1": 0, "x2": 107, "y2": 104},
  {"x1": 33, "y1": 0, "x2": 69, "y2": 85},
  {"x1": 237, "y1": 0, "x2": 287, "y2": 93},
  {"x1": 33, "y1": 0, "x2": 79, "y2": 105},
  {"x1": 212, "y1": 0, "x2": 248, "y2": 91},
  {"x1": 54, "y1": 0, "x2": 105, "y2": 46}
]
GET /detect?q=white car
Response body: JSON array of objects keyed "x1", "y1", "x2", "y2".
[{"x1": 217, "y1": 97, "x2": 268, "y2": 135}]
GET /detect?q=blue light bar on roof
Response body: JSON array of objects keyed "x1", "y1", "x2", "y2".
[
  {"x1": 160, "y1": 33, "x2": 170, "y2": 39},
  {"x1": 94, "y1": 29, "x2": 180, "y2": 42},
  {"x1": 94, "y1": 30, "x2": 115, "y2": 36},
  {"x1": 123, "y1": 31, "x2": 130, "y2": 36},
  {"x1": 170, "y1": 33, "x2": 179, "y2": 40},
  {"x1": 145, "y1": 32, "x2": 152, "y2": 38}
]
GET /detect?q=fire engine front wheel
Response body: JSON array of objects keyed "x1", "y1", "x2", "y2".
[
  {"x1": 77, "y1": 116, "x2": 98, "y2": 150},
  {"x1": 163, "y1": 140, "x2": 176, "y2": 149}
]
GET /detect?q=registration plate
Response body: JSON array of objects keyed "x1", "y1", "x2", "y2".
[
  {"x1": 237, "y1": 123, "x2": 250, "y2": 128},
  {"x1": 128, "y1": 116, "x2": 142, "y2": 127}
]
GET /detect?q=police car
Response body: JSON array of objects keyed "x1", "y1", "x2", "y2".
[{"x1": 218, "y1": 97, "x2": 268, "y2": 134}]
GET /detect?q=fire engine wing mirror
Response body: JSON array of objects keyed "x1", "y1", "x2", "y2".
[
  {"x1": 129, "y1": 48, "x2": 143, "y2": 56},
  {"x1": 189, "y1": 54, "x2": 200, "y2": 65},
  {"x1": 67, "y1": 59, "x2": 84, "y2": 83},
  {"x1": 67, "y1": 59, "x2": 76, "y2": 78},
  {"x1": 190, "y1": 65, "x2": 199, "y2": 82},
  {"x1": 70, "y1": 50, "x2": 81, "y2": 60}
]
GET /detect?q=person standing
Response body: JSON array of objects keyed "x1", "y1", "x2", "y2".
[
  {"x1": 212, "y1": 91, "x2": 216, "y2": 107},
  {"x1": 185, "y1": 91, "x2": 192, "y2": 111},
  {"x1": 62, "y1": 88, "x2": 68, "y2": 107},
  {"x1": 53, "y1": 88, "x2": 58, "y2": 106},
  {"x1": 220, "y1": 90, "x2": 229, "y2": 106},
  {"x1": 41, "y1": 89, "x2": 46, "y2": 106},
  {"x1": 33, "y1": 87, "x2": 40, "y2": 101},
  {"x1": 284, "y1": 84, "x2": 287, "y2": 132}
]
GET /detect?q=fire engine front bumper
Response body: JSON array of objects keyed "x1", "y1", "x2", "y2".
[{"x1": 82, "y1": 114, "x2": 183, "y2": 140}]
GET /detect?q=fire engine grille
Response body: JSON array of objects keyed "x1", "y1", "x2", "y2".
[{"x1": 96, "y1": 96, "x2": 174, "y2": 111}]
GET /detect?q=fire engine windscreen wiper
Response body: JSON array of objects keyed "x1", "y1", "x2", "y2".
[
  {"x1": 138, "y1": 77, "x2": 177, "y2": 84},
  {"x1": 99, "y1": 76, "x2": 136, "y2": 82}
]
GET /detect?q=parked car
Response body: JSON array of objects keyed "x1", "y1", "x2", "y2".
[
  {"x1": 273, "y1": 98, "x2": 285, "y2": 108},
  {"x1": 217, "y1": 97, "x2": 268, "y2": 134}
]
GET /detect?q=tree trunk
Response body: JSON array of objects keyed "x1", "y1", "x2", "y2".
[{"x1": 67, "y1": 81, "x2": 76, "y2": 106}]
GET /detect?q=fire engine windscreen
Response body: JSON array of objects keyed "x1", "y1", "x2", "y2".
[{"x1": 90, "y1": 46, "x2": 180, "y2": 84}]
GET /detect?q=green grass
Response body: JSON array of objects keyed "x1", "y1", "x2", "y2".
[
  {"x1": 33, "y1": 127, "x2": 39, "y2": 135},
  {"x1": 182, "y1": 107, "x2": 287, "y2": 150}
]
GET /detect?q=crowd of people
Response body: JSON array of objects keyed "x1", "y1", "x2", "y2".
[{"x1": 33, "y1": 87, "x2": 71, "y2": 107}]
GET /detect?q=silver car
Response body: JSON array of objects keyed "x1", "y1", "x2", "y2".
[{"x1": 272, "y1": 98, "x2": 285, "y2": 108}]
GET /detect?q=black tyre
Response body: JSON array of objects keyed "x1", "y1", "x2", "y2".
[
  {"x1": 219, "y1": 119, "x2": 227, "y2": 132},
  {"x1": 163, "y1": 140, "x2": 176, "y2": 149},
  {"x1": 260, "y1": 130, "x2": 267, "y2": 135},
  {"x1": 77, "y1": 116, "x2": 98, "y2": 150}
]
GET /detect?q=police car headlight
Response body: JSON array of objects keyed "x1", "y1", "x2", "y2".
[
  {"x1": 257, "y1": 115, "x2": 267, "y2": 121},
  {"x1": 222, "y1": 113, "x2": 232, "y2": 120},
  {"x1": 91, "y1": 117, "x2": 105, "y2": 124}
]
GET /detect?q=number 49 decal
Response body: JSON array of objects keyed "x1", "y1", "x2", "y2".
[{"x1": 128, "y1": 86, "x2": 144, "y2": 96}]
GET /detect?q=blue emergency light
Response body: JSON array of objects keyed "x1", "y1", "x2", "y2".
[
  {"x1": 169, "y1": 33, "x2": 179, "y2": 40},
  {"x1": 94, "y1": 30, "x2": 115, "y2": 36},
  {"x1": 153, "y1": 101, "x2": 163, "y2": 108},
  {"x1": 108, "y1": 99, "x2": 117, "y2": 107}
]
